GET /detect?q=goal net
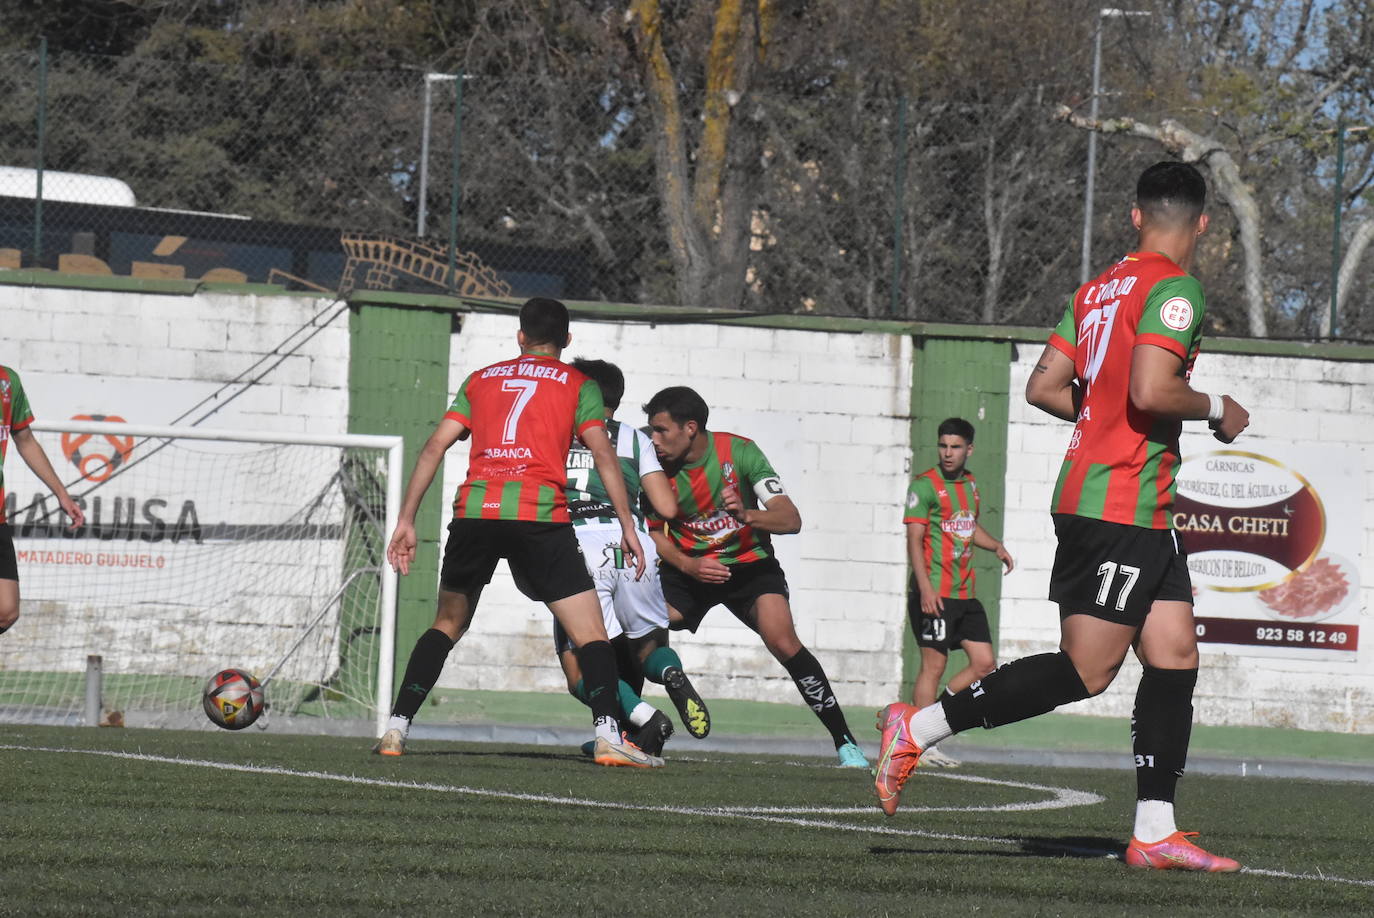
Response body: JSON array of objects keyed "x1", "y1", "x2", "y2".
[{"x1": 0, "y1": 420, "x2": 400, "y2": 735}]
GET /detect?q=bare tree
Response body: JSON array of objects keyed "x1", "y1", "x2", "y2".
[{"x1": 1056, "y1": 107, "x2": 1269, "y2": 336}]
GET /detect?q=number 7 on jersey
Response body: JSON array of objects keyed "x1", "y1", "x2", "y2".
[{"x1": 500, "y1": 379, "x2": 538, "y2": 444}]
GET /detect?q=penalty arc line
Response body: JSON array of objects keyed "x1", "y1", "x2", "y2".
[{"x1": 5, "y1": 743, "x2": 1371, "y2": 890}]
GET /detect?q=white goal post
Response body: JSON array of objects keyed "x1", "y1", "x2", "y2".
[{"x1": 1, "y1": 419, "x2": 401, "y2": 737}]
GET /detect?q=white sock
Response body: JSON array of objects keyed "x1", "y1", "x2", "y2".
[
  {"x1": 1133, "y1": 800, "x2": 1178, "y2": 843},
  {"x1": 628, "y1": 701, "x2": 656, "y2": 728},
  {"x1": 908, "y1": 703, "x2": 954, "y2": 749},
  {"x1": 594, "y1": 715, "x2": 621, "y2": 744},
  {"x1": 385, "y1": 715, "x2": 410, "y2": 736}
]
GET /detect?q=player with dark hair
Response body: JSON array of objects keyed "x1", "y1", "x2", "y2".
[
  {"x1": 901, "y1": 416, "x2": 1014, "y2": 767},
  {"x1": 377, "y1": 298, "x2": 662, "y2": 767},
  {"x1": 0, "y1": 366, "x2": 85, "y2": 634},
  {"x1": 643, "y1": 385, "x2": 868, "y2": 767},
  {"x1": 552, "y1": 358, "x2": 708, "y2": 756},
  {"x1": 874, "y1": 161, "x2": 1250, "y2": 872}
]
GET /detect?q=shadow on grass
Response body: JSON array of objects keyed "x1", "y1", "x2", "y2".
[
  {"x1": 872, "y1": 836, "x2": 1124, "y2": 861},
  {"x1": 387, "y1": 748, "x2": 586, "y2": 763}
]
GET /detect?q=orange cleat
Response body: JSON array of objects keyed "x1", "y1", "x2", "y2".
[
  {"x1": 372, "y1": 728, "x2": 405, "y2": 756},
  {"x1": 873, "y1": 703, "x2": 924, "y2": 816},
  {"x1": 1125, "y1": 832, "x2": 1241, "y2": 872},
  {"x1": 593, "y1": 735, "x2": 664, "y2": 768}
]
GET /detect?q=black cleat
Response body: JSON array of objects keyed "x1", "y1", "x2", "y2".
[
  {"x1": 662, "y1": 665, "x2": 710, "y2": 738},
  {"x1": 632, "y1": 710, "x2": 675, "y2": 756}
]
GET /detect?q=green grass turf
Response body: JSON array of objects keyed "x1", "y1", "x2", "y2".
[
  {"x1": 420, "y1": 687, "x2": 1374, "y2": 765},
  {"x1": 1, "y1": 724, "x2": 1369, "y2": 916}
]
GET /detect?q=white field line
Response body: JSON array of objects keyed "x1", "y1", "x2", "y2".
[{"x1": 4, "y1": 744, "x2": 1371, "y2": 890}]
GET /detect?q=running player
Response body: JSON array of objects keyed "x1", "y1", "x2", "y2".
[
  {"x1": 643, "y1": 386, "x2": 869, "y2": 767},
  {"x1": 874, "y1": 162, "x2": 1250, "y2": 871},
  {"x1": 902, "y1": 417, "x2": 1014, "y2": 767},
  {"x1": 376, "y1": 298, "x2": 661, "y2": 767},
  {"x1": 1, "y1": 366, "x2": 86, "y2": 634},
  {"x1": 552, "y1": 357, "x2": 708, "y2": 756}
]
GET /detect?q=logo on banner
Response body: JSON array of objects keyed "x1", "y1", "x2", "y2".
[
  {"x1": 1176, "y1": 450, "x2": 1354, "y2": 622},
  {"x1": 61, "y1": 414, "x2": 135, "y2": 483}
]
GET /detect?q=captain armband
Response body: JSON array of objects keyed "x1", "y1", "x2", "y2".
[{"x1": 753, "y1": 477, "x2": 786, "y2": 505}]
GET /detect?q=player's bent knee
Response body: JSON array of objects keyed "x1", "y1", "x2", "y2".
[
  {"x1": 765, "y1": 635, "x2": 804, "y2": 662},
  {"x1": 0, "y1": 604, "x2": 17, "y2": 630},
  {"x1": 1078, "y1": 669, "x2": 1117, "y2": 697},
  {"x1": 917, "y1": 658, "x2": 947, "y2": 680}
]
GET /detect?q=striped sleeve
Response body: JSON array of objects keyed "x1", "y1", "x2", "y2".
[
  {"x1": 444, "y1": 372, "x2": 475, "y2": 425},
  {"x1": 5, "y1": 368, "x2": 34, "y2": 430},
  {"x1": 902, "y1": 474, "x2": 936, "y2": 525},
  {"x1": 1136, "y1": 274, "x2": 1204, "y2": 360},
  {"x1": 574, "y1": 377, "x2": 606, "y2": 438},
  {"x1": 735, "y1": 438, "x2": 785, "y2": 504},
  {"x1": 1047, "y1": 297, "x2": 1077, "y2": 358},
  {"x1": 633, "y1": 428, "x2": 662, "y2": 481}
]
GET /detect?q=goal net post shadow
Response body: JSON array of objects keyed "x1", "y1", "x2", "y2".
[{"x1": 1, "y1": 420, "x2": 401, "y2": 737}]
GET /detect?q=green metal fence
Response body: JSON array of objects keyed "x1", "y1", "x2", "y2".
[{"x1": 0, "y1": 44, "x2": 1368, "y2": 337}]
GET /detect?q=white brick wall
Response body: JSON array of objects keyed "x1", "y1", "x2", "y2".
[
  {"x1": 433, "y1": 313, "x2": 915, "y2": 712},
  {"x1": 14, "y1": 281, "x2": 1367, "y2": 733},
  {"x1": 1, "y1": 286, "x2": 350, "y2": 433},
  {"x1": 1004, "y1": 345, "x2": 1374, "y2": 733}
]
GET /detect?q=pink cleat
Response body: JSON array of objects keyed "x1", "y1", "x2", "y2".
[
  {"x1": 1125, "y1": 832, "x2": 1241, "y2": 872},
  {"x1": 873, "y1": 703, "x2": 924, "y2": 816}
]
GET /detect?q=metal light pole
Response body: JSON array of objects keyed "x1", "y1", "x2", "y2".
[
  {"x1": 418, "y1": 72, "x2": 459, "y2": 238},
  {"x1": 1080, "y1": 8, "x2": 1151, "y2": 285}
]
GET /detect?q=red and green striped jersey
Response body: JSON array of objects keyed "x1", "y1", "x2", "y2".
[
  {"x1": 652, "y1": 431, "x2": 784, "y2": 565},
  {"x1": 445, "y1": 353, "x2": 605, "y2": 523},
  {"x1": 1047, "y1": 251, "x2": 1206, "y2": 529},
  {"x1": 902, "y1": 467, "x2": 980, "y2": 599},
  {"x1": 0, "y1": 366, "x2": 35, "y2": 526}
]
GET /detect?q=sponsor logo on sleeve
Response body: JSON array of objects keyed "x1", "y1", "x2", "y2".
[{"x1": 1159, "y1": 297, "x2": 1194, "y2": 331}]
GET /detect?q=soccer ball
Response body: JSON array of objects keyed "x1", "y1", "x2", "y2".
[{"x1": 202, "y1": 668, "x2": 265, "y2": 730}]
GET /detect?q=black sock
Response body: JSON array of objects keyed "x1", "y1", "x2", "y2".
[
  {"x1": 1132, "y1": 666, "x2": 1197, "y2": 803},
  {"x1": 575, "y1": 640, "x2": 621, "y2": 728},
  {"x1": 392, "y1": 628, "x2": 455, "y2": 720},
  {"x1": 612, "y1": 634, "x2": 644, "y2": 696},
  {"x1": 782, "y1": 647, "x2": 855, "y2": 749},
  {"x1": 940, "y1": 651, "x2": 1091, "y2": 733}
]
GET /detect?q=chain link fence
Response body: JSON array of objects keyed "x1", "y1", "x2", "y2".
[{"x1": 0, "y1": 45, "x2": 1367, "y2": 337}]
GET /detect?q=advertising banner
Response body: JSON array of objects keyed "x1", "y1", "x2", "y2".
[{"x1": 1175, "y1": 438, "x2": 1362, "y2": 661}]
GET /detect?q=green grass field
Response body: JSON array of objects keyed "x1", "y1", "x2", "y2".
[{"x1": 2, "y1": 724, "x2": 1370, "y2": 916}]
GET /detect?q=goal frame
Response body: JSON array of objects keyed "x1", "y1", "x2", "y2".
[{"x1": 26, "y1": 419, "x2": 403, "y2": 737}]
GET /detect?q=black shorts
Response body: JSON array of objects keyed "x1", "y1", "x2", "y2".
[
  {"x1": 1048, "y1": 514, "x2": 1192, "y2": 626},
  {"x1": 0, "y1": 525, "x2": 16, "y2": 581},
  {"x1": 661, "y1": 555, "x2": 790, "y2": 633},
  {"x1": 907, "y1": 587, "x2": 992, "y2": 653},
  {"x1": 439, "y1": 518, "x2": 594, "y2": 604}
]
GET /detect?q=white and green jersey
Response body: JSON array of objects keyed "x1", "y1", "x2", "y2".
[{"x1": 564, "y1": 418, "x2": 661, "y2": 532}]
